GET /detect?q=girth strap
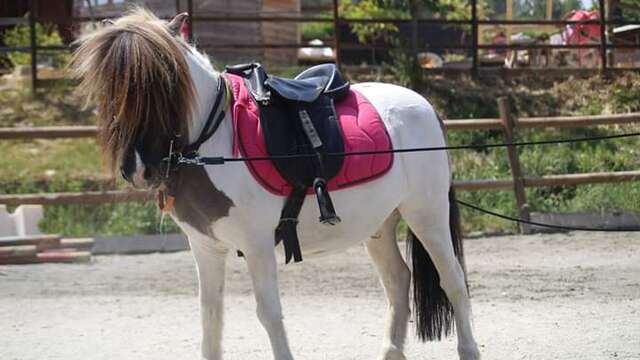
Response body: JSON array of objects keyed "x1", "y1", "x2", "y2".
[{"x1": 275, "y1": 185, "x2": 306, "y2": 263}]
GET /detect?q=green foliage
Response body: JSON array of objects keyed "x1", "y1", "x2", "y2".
[
  {"x1": 389, "y1": 48, "x2": 422, "y2": 87},
  {"x1": 3, "y1": 23, "x2": 69, "y2": 68},
  {"x1": 619, "y1": 0, "x2": 640, "y2": 21},
  {"x1": 40, "y1": 202, "x2": 180, "y2": 237},
  {"x1": 2, "y1": 175, "x2": 180, "y2": 237},
  {"x1": 301, "y1": 21, "x2": 334, "y2": 40},
  {"x1": 611, "y1": 73, "x2": 640, "y2": 113},
  {"x1": 340, "y1": 0, "x2": 410, "y2": 44},
  {"x1": 514, "y1": 0, "x2": 583, "y2": 19}
]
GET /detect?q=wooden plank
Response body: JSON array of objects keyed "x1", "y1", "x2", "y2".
[
  {"x1": 524, "y1": 170, "x2": 640, "y2": 187},
  {"x1": 517, "y1": 113, "x2": 640, "y2": 128},
  {"x1": 443, "y1": 118, "x2": 502, "y2": 130},
  {"x1": 0, "y1": 245, "x2": 37, "y2": 257},
  {"x1": 453, "y1": 170, "x2": 640, "y2": 191},
  {"x1": 499, "y1": 97, "x2": 531, "y2": 233},
  {"x1": 59, "y1": 238, "x2": 94, "y2": 251},
  {"x1": 0, "y1": 234, "x2": 61, "y2": 251},
  {"x1": 0, "y1": 125, "x2": 98, "y2": 140},
  {"x1": 0, "y1": 190, "x2": 153, "y2": 206},
  {"x1": 37, "y1": 251, "x2": 91, "y2": 263},
  {"x1": 0, "y1": 113, "x2": 637, "y2": 140}
]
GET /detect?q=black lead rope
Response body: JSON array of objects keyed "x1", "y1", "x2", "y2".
[
  {"x1": 457, "y1": 200, "x2": 640, "y2": 232},
  {"x1": 178, "y1": 131, "x2": 640, "y2": 165}
]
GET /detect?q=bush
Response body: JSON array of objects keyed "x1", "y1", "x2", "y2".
[
  {"x1": 301, "y1": 21, "x2": 334, "y2": 41},
  {"x1": 3, "y1": 23, "x2": 70, "y2": 68}
]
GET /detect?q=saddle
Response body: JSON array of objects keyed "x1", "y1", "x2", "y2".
[{"x1": 225, "y1": 63, "x2": 350, "y2": 263}]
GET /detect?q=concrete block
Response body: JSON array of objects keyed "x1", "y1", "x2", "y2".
[
  {"x1": 91, "y1": 234, "x2": 189, "y2": 255},
  {"x1": 0, "y1": 205, "x2": 44, "y2": 237}
]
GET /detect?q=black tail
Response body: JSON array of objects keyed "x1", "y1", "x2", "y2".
[{"x1": 406, "y1": 187, "x2": 466, "y2": 341}]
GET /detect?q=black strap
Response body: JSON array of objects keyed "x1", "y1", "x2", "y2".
[
  {"x1": 183, "y1": 78, "x2": 227, "y2": 155},
  {"x1": 275, "y1": 185, "x2": 307, "y2": 263}
]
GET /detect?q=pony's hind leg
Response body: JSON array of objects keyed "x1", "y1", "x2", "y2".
[
  {"x1": 399, "y1": 189, "x2": 480, "y2": 360},
  {"x1": 365, "y1": 210, "x2": 411, "y2": 360}
]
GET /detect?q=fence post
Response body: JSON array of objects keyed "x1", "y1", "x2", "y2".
[
  {"x1": 598, "y1": 0, "x2": 607, "y2": 73},
  {"x1": 471, "y1": 0, "x2": 478, "y2": 78},
  {"x1": 28, "y1": 0, "x2": 37, "y2": 95},
  {"x1": 410, "y1": 0, "x2": 418, "y2": 56},
  {"x1": 332, "y1": 0, "x2": 341, "y2": 68},
  {"x1": 498, "y1": 97, "x2": 531, "y2": 234},
  {"x1": 187, "y1": 0, "x2": 194, "y2": 42}
]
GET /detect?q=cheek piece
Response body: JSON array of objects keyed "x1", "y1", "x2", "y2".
[{"x1": 158, "y1": 139, "x2": 178, "y2": 213}]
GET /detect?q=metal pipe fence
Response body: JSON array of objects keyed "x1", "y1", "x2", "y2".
[{"x1": 1, "y1": 0, "x2": 639, "y2": 92}]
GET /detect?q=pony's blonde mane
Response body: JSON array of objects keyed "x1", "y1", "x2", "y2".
[{"x1": 71, "y1": 8, "x2": 195, "y2": 168}]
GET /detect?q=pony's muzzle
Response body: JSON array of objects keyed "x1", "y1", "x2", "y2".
[{"x1": 120, "y1": 150, "x2": 149, "y2": 188}]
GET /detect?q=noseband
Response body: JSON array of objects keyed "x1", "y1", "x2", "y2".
[{"x1": 159, "y1": 76, "x2": 229, "y2": 212}]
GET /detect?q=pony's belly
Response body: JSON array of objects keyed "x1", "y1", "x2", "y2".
[{"x1": 293, "y1": 164, "x2": 405, "y2": 257}]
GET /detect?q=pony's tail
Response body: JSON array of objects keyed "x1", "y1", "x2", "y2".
[{"x1": 406, "y1": 187, "x2": 466, "y2": 341}]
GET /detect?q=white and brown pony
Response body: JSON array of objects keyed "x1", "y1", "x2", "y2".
[{"x1": 71, "y1": 9, "x2": 480, "y2": 360}]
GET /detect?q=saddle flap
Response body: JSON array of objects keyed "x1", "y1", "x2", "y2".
[{"x1": 265, "y1": 76, "x2": 327, "y2": 103}]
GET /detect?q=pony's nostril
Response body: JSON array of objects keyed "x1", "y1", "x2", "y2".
[{"x1": 120, "y1": 166, "x2": 130, "y2": 181}]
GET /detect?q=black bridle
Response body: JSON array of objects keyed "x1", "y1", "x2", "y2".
[{"x1": 163, "y1": 76, "x2": 228, "y2": 176}]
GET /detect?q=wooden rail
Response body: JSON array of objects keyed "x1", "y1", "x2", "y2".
[
  {"x1": 3, "y1": 171, "x2": 638, "y2": 206},
  {"x1": 0, "y1": 126, "x2": 98, "y2": 140},
  {"x1": 0, "y1": 190, "x2": 152, "y2": 206},
  {"x1": 454, "y1": 170, "x2": 640, "y2": 191},
  {"x1": 1, "y1": 113, "x2": 638, "y2": 140},
  {"x1": 0, "y1": 101, "x2": 638, "y2": 234}
]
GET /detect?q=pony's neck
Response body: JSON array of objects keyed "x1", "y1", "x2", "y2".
[{"x1": 183, "y1": 48, "x2": 231, "y2": 157}]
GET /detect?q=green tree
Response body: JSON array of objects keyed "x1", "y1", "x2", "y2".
[
  {"x1": 619, "y1": 0, "x2": 640, "y2": 21},
  {"x1": 514, "y1": 0, "x2": 584, "y2": 19}
]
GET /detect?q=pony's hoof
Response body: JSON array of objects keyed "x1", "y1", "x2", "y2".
[
  {"x1": 458, "y1": 343, "x2": 481, "y2": 360},
  {"x1": 379, "y1": 345, "x2": 407, "y2": 360}
]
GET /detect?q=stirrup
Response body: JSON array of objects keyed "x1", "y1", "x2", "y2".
[{"x1": 313, "y1": 178, "x2": 341, "y2": 225}]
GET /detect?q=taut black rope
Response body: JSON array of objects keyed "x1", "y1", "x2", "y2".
[
  {"x1": 178, "y1": 131, "x2": 640, "y2": 165},
  {"x1": 457, "y1": 200, "x2": 640, "y2": 232}
]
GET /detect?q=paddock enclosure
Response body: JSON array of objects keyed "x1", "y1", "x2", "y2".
[
  {"x1": 1, "y1": 231, "x2": 639, "y2": 360},
  {"x1": 1, "y1": 1, "x2": 640, "y2": 359}
]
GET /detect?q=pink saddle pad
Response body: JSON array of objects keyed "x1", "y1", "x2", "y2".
[{"x1": 225, "y1": 73, "x2": 393, "y2": 196}]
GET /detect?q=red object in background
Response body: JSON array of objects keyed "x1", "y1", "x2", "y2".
[
  {"x1": 564, "y1": 10, "x2": 601, "y2": 44},
  {"x1": 180, "y1": 22, "x2": 189, "y2": 42}
]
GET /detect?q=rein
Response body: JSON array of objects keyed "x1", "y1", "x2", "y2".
[{"x1": 159, "y1": 75, "x2": 229, "y2": 212}]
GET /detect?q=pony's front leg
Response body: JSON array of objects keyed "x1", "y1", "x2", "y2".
[
  {"x1": 244, "y1": 242, "x2": 294, "y2": 360},
  {"x1": 189, "y1": 235, "x2": 228, "y2": 360}
]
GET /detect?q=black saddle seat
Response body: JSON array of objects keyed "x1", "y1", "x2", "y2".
[{"x1": 266, "y1": 63, "x2": 350, "y2": 103}]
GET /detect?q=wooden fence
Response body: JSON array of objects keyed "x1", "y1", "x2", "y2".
[
  {"x1": 2, "y1": 0, "x2": 640, "y2": 94},
  {"x1": 1, "y1": 98, "x2": 639, "y2": 233}
]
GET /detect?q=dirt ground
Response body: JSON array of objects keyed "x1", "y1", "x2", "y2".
[{"x1": 1, "y1": 232, "x2": 639, "y2": 360}]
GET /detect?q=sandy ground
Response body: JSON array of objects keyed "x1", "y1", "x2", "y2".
[{"x1": 1, "y1": 232, "x2": 639, "y2": 360}]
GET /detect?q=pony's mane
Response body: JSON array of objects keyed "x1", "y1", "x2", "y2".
[{"x1": 71, "y1": 7, "x2": 195, "y2": 168}]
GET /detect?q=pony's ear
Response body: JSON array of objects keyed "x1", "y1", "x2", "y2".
[
  {"x1": 102, "y1": 19, "x2": 115, "y2": 26},
  {"x1": 168, "y1": 12, "x2": 189, "y2": 36}
]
